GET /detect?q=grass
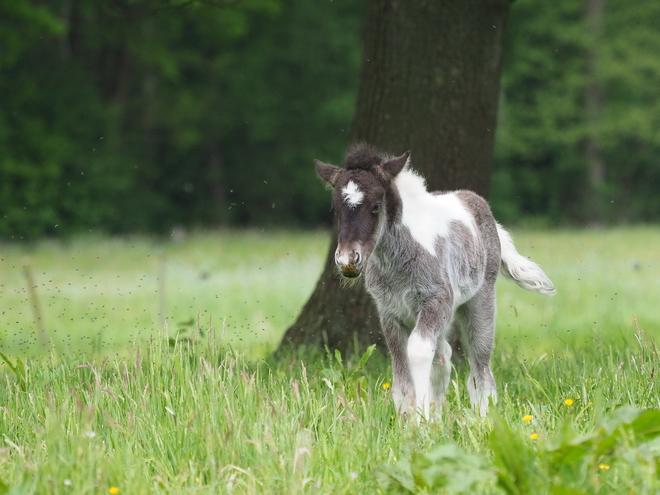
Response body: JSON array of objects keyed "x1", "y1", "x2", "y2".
[
  {"x1": 0, "y1": 230, "x2": 329, "y2": 358},
  {"x1": 0, "y1": 227, "x2": 659, "y2": 493}
]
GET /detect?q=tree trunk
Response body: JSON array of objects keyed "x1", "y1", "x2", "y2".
[
  {"x1": 279, "y1": 0, "x2": 511, "y2": 356},
  {"x1": 584, "y1": 0, "x2": 606, "y2": 226}
]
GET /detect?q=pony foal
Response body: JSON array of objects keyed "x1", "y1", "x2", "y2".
[{"x1": 316, "y1": 144, "x2": 556, "y2": 420}]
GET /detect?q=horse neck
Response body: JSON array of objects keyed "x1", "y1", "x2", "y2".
[{"x1": 373, "y1": 182, "x2": 405, "y2": 259}]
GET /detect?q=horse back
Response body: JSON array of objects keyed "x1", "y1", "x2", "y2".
[{"x1": 453, "y1": 190, "x2": 501, "y2": 282}]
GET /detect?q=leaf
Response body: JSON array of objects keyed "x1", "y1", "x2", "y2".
[
  {"x1": 375, "y1": 457, "x2": 416, "y2": 494},
  {"x1": 0, "y1": 473, "x2": 37, "y2": 495},
  {"x1": 411, "y1": 444, "x2": 495, "y2": 492},
  {"x1": 591, "y1": 408, "x2": 660, "y2": 457},
  {"x1": 627, "y1": 409, "x2": 660, "y2": 441},
  {"x1": 489, "y1": 411, "x2": 539, "y2": 495},
  {"x1": 546, "y1": 419, "x2": 596, "y2": 468},
  {"x1": 545, "y1": 407, "x2": 660, "y2": 491},
  {"x1": 0, "y1": 352, "x2": 18, "y2": 374},
  {"x1": 550, "y1": 485, "x2": 590, "y2": 495},
  {"x1": 377, "y1": 443, "x2": 494, "y2": 494},
  {"x1": 14, "y1": 358, "x2": 26, "y2": 384},
  {"x1": 334, "y1": 348, "x2": 343, "y2": 368},
  {"x1": 356, "y1": 344, "x2": 376, "y2": 371},
  {"x1": 348, "y1": 344, "x2": 376, "y2": 382},
  {"x1": 0, "y1": 352, "x2": 27, "y2": 391},
  {"x1": 599, "y1": 407, "x2": 645, "y2": 435}
]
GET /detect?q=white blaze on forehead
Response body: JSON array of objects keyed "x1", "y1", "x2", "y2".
[{"x1": 341, "y1": 180, "x2": 364, "y2": 209}]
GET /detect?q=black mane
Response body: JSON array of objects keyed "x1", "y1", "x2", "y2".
[{"x1": 343, "y1": 143, "x2": 387, "y2": 170}]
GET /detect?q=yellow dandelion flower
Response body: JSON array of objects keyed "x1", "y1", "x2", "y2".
[
  {"x1": 382, "y1": 382, "x2": 391, "y2": 390},
  {"x1": 564, "y1": 399, "x2": 574, "y2": 407},
  {"x1": 522, "y1": 415, "x2": 533, "y2": 423},
  {"x1": 108, "y1": 488, "x2": 120, "y2": 495},
  {"x1": 530, "y1": 433, "x2": 539, "y2": 440},
  {"x1": 599, "y1": 464, "x2": 610, "y2": 470},
  {"x1": 195, "y1": 477, "x2": 201, "y2": 483}
]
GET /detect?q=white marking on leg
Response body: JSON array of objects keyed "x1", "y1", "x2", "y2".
[
  {"x1": 391, "y1": 383, "x2": 413, "y2": 416},
  {"x1": 407, "y1": 332, "x2": 436, "y2": 420},
  {"x1": 341, "y1": 181, "x2": 364, "y2": 209},
  {"x1": 467, "y1": 369, "x2": 497, "y2": 417}
]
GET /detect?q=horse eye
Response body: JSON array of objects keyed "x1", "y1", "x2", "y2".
[{"x1": 372, "y1": 203, "x2": 382, "y2": 213}]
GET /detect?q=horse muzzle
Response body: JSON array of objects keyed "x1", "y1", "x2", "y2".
[
  {"x1": 335, "y1": 246, "x2": 363, "y2": 279},
  {"x1": 338, "y1": 263, "x2": 362, "y2": 279}
]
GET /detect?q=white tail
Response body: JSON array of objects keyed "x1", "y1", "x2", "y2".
[{"x1": 496, "y1": 224, "x2": 556, "y2": 296}]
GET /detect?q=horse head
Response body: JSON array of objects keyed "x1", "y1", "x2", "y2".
[{"x1": 315, "y1": 144, "x2": 410, "y2": 279}]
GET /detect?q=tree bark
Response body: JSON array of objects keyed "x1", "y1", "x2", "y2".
[
  {"x1": 584, "y1": 0, "x2": 606, "y2": 226},
  {"x1": 279, "y1": 0, "x2": 511, "y2": 356}
]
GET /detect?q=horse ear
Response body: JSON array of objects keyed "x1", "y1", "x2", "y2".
[
  {"x1": 315, "y1": 160, "x2": 341, "y2": 186},
  {"x1": 380, "y1": 151, "x2": 411, "y2": 179}
]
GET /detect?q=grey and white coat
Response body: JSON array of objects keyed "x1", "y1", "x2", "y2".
[{"x1": 316, "y1": 144, "x2": 556, "y2": 420}]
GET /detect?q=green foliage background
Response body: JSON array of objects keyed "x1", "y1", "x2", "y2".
[
  {"x1": 1, "y1": 0, "x2": 659, "y2": 238},
  {"x1": 492, "y1": 0, "x2": 660, "y2": 225}
]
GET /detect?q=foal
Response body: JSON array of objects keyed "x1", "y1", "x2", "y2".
[{"x1": 316, "y1": 144, "x2": 555, "y2": 420}]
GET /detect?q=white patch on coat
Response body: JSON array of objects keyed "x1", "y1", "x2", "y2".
[
  {"x1": 341, "y1": 180, "x2": 364, "y2": 209},
  {"x1": 394, "y1": 169, "x2": 476, "y2": 256}
]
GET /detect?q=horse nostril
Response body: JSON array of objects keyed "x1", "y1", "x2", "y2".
[{"x1": 335, "y1": 247, "x2": 361, "y2": 267}]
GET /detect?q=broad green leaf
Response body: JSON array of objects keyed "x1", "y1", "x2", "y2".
[
  {"x1": 411, "y1": 444, "x2": 495, "y2": 492},
  {"x1": 348, "y1": 344, "x2": 376, "y2": 382},
  {"x1": 489, "y1": 411, "x2": 539, "y2": 495},
  {"x1": 334, "y1": 348, "x2": 343, "y2": 368}
]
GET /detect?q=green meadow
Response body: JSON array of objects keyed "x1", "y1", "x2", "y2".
[{"x1": 1, "y1": 228, "x2": 659, "y2": 493}]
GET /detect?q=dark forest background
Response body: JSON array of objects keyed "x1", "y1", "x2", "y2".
[{"x1": 2, "y1": 0, "x2": 659, "y2": 239}]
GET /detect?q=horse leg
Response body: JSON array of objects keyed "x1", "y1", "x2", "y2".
[
  {"x1": 462, "y1": 285, "x2": 497, "y2": 416},
  {"x1": 408, "y1": 296, "x2": 453, "y2": 420},
  {"x1": 429, "y1": 338, "x2": 452, "y2": 417},
  {"x1": 427, "y1": 320, "x2": 463, "y2": 417},
  {"x1": 380, "y1": 314, "x2": 415, "y2": 416}
]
